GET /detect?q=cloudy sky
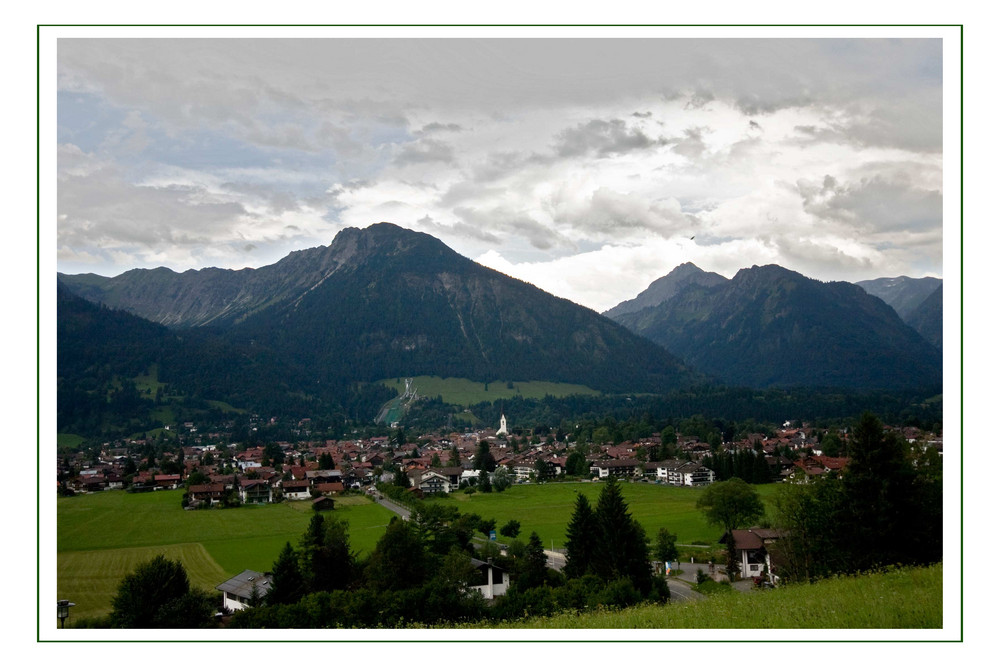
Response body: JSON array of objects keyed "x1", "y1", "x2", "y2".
[{"x1": 56, "y1": 35, "x2": 945, "y2": 312}]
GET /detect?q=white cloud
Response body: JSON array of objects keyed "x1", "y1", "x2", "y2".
[{"x1": 56, "y1": 36, "x2": 945, "y2": 309}]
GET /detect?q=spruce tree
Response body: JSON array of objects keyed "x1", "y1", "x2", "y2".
[
  {"x1": 266, "y1": 542, "x2": 305, "y2": 606},
  {"x1": 563, "y1": 492, "x2": 596, "y2": 578},
  {"x1": 591, "y1": 478, "x2": 652, "y2": 594},
  {"x1": 516, "y1": 532, "x2": 549, "y2": 591}
]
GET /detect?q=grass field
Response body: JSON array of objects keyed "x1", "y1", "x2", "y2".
[
  {"x1": 378, "y1": 376, "x2": 601, "y2": 407},
  {"x1": 57, "y1": 490, "x2": 397, "y2": 620},
  {"x1": 468, "y1": 563, "x2": 943, "y2": 629},
  {"x1": 57, "y1": 481, "x2": 783, "y2": 621},
  {"x1": 425, "y1": 481, "x2": 782, "y2": 549},
  {"x1": 56, "y1": 433, "x2": 87, "y2": 450}
]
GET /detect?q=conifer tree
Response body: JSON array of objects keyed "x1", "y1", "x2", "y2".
[
  {"x1": 591, "y1": 477, "x2": 652, "y2": 594},
  {"x1": 563, "y1": 492, "x2": 596, "y2": 578},
  {"x1": 266, "y1": 542, "x2": 305, "y2": 606}
]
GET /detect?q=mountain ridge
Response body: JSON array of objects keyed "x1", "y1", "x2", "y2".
[
  {"x1": 607, "y1": 263, "x2": 941, "y2": 391},
  {"x1": 59, "y1": 222, "x2": 701, "y2": 396}
]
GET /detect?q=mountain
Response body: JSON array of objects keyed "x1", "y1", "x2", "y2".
[
  {"x1": 607, "y1": 264, "x2": 942, "y2": 391},
  {"x1": 855, "y1": 276, "x2": 942, "y2": 321},
  {"x1": 904, "y1": 283, "x2": 943, "y2": 349},
  {"x1": 58, "y1": 235, "x2": 387, "y2": 328},
  {"x1": 602, "y1": 262, "x2": 728, "y2": 320},
  {"x1": 59, "y1": 223, "x2": 701, "y2": 396}
]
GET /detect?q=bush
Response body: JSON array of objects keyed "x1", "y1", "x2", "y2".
[{"x1": 594, "y1": 577, "x2": 642, "y2": 609}]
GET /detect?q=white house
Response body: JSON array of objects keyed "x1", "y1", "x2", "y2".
[
  {"x1": 239, "y1": 478, "x2": 273, "y2": 504},
  {"x1": 216, "y1": 570, "x2": 272, "y2": 613},
  {"x1": 281, "y1": 479, "x2": 311, "y2": 501},
  {"x1": 408, "y1": 469, "x2": 453, "y2": 494},
  {"x1": 724, "y1": 528, "x2": 783, "y2": 582},
  {"x1": 654, "y1": 459, "x2": 716, "y2": 486},
  {"x1": 468, "y1": 558, "x2": 509, "y2": 600}
]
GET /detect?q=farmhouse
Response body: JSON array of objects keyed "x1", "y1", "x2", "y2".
[
  {"x1": 239, "y1": 478, "x2": 273, "y2": 504},
  {"x1": 188, "y1": 483, "x2": 226, "y2": 506},
  {"x1": 281, "y1": 479, "x2": 311, "y2": 501},
  {"x1": 723, "y1": 527, "x2": 784, "y2": 582}
]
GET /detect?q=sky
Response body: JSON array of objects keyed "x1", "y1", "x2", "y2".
[{"x1": 55, "y1": 35, "x2": 946, "y2": 312}]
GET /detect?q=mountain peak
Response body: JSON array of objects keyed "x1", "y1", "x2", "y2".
[{"x1": 603, "y1": 262, "x2": 727, "y2": 319}]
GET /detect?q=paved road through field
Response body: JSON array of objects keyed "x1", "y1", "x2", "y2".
[{"x1": 370, "y1": 491, "x2": 412, "y2": 520}]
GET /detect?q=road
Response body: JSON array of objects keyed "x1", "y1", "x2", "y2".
[
  {"x1": 666, "y1": 577, "x2": 705, "y2": 602},
  {"x1": 370, "y1": 491, "x2": 412, "y2": 520}
]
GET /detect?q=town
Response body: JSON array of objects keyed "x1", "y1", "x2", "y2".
[{"x1": 58, "y1": 412, "x2": 943, "y2": 503}]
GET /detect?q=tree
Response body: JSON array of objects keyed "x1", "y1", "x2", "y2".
[
  {"x1": 563, "y1": 493, "x2": 597, "y2": 579},
  {"x1": 185, "y1": 469, "x2": 209, "y2": 488},
  {"x1": 819, "y1": 431, "x2": 845, "y2": 457},
  {"x1": 366, "y1": 516, "x2": 427, "y2": 591},
  {"x1": 842, "y1": 412, "x2": 939, "y2": 571},
  {"x1": 696, "y1": 478, "x2": 764, "y2": 579},
  {"x1": 393, "y1": 467, "x2": 411, "y2": 488},
  {"x1": 515, "y1": 532, "x2": 549, "y2": 591},
  {"x1": 492, "y1": 466, "x2": 512, "y2": 492},
  {"x1": 773, "y1": 476, "x2": 847, "y2": 581},
  {"x1": 477, "y1": 467, "x2": 492, "y2": 493},
  {"x1": 478, "y1": 517, "x2": 497, "y2": 539},
  {"x1": 474, "y1": 441, "x2": 497, "y2": 472},
  {"x1": 591, "y1": 478, "x2": 652, "y2": 594},
  {"x1": 110, "y1": 554, "x2": 212, "y2": 628},
  {"x1": 500, "y1": 519, "x2": 521, "y2": 539},
  {"x1": 565, "y1": 449, "x2": 589, "y2": 477},
  {"x1": 300, "y1": 514, "x2": 355, "y2": 592},
  {"x1": 267, "y1": 542, "x2": 306, "y2": 606},
  {"x1": 318, "y1": 451, "x2": 335, "y2": 469},
  {"x1": 653, "y1": 527, "x2": 679, "y2": 567}
]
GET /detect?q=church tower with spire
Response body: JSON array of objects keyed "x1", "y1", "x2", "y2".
[{"x1": 496, "y1": 412, "x2": 508, "y2": 437}]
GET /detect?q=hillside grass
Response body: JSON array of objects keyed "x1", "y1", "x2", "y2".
[
  {"x1": 57, "y1": 490, "x2": 396, "y2": 620},
  {"x1": 425, "y1": 481, "x2": 782, "y2": 549},
  {"x1": 56, "y1": 433, "x2": 87, "y2": 450},
  {"x1": 467, "y1": 564, "x2": 943, "y2": 629},
  {"x1": 379, "y1": 376, "x2": 601, "y2": 407}
]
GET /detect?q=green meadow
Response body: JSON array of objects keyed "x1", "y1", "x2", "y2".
[
  {"x1": 57, "y1": 490, "x2": 396, "y2": 620},
  {"x1": 57, "y1": 481, "x2": 783, "y2": 621},
  {"x1": 425, "y1": 481, "x2": 782, "y2": 550},
  {"x1": 379, "y1": 375, "x2": 601, "y2": 407},
  {"x1": 468, "y1": 563, "x2": 943, "y2": 629}
]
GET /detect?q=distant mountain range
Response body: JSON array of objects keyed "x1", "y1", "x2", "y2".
[
  {"x1": 604, "y1": 264, "x2": 942, "y2": 391},
  {"x1": 855, "y1": 276, "x2": 943, "y2": 349},
  {"x1": 59, "y1": 224, "x2": 943, "y2": 433},
  {"x1": 854, "y1": 276, "x2": 942, "y2": 322},
  {"x1": 58, "y1": 223, "x2": 699, "y2": 401}
]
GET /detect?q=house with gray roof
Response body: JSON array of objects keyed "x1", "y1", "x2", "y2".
[{"x1": 216, "y1": 570, "x2": 272, "y2": 613}]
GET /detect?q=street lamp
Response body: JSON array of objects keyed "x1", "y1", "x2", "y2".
[{"x1": 56, "y1": 599, "x2": 75, "y2": 628}]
